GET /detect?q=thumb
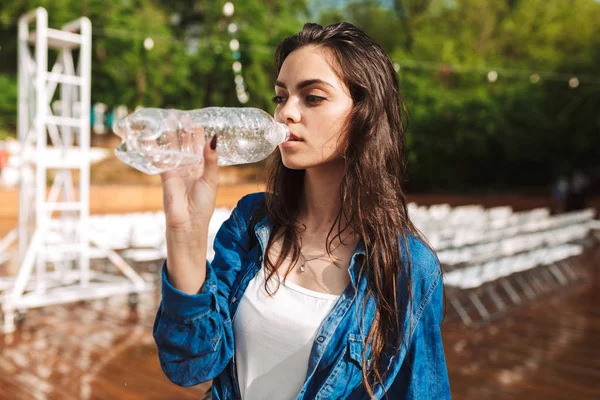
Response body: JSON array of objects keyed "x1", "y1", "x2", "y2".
[{"x1": 203, "y1": 134, "x2": 219, "y2": 186}]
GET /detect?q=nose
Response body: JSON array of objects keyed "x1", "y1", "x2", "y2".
[{"x1": 276, "y1": 98, "x2": 301, "y2": 124}]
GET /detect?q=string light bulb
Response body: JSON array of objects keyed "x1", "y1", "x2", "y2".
[
  {"x1": 229, "y1": 39, "x2": 240, "y2": 52},
  {"x1": 143, "y1": 37, "x2": 154, "y2": 50},
  {"x1": 223, "y1": 2, "x2": 234, "y2": 17},
  {"x1": 232, "y1": 61, "x2": 242, "y2": 73},
  {"x1": 569, "y1": 77, "x2": 579, "y2": 88}
]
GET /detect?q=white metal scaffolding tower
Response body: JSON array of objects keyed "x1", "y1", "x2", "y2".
[{"x1": 0, "y1": 8, "x2": 152, "y2": 333}]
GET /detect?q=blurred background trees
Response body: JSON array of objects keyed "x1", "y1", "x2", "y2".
[{"x1": 0, "y1": 0, "x2": 598, "y2": 192}]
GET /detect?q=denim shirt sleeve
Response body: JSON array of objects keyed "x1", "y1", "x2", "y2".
[
  {"x1": 152, "y1": 194, "x2": 255, "y2": 387},
  {"x1": 388, "y1": 267, "x2": 451, "y2": 399}
]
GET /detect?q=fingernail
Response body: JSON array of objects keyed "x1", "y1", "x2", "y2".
[{"x1": 210, "y1": 134, "x2": 217, "y2": 150}]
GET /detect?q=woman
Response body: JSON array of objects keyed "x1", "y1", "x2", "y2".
[{"x1": 154, "y1": 22, "x2": 450, "y2": 399}]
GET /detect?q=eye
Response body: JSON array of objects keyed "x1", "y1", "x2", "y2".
[
  {"x1": 306, "y1": 94, "x2": 325, "y2": 105},
  {"x1": 272, "y1": 95, "x2": 286, "y2": 104}
]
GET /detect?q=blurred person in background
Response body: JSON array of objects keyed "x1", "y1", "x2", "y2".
[
  {"x1": 567, "y1": 169, "x2": 590, "y2": 211},
  {"x1": 552, "y1": 174, "x2": 569, "y2": 214},
  {"x1": 153, "y1": 22, "x2": 450, "y2": 400}
]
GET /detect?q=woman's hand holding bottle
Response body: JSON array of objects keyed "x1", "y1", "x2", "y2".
[{"x1": 160, "y1": 115, "x2": 219, "y2": 295}]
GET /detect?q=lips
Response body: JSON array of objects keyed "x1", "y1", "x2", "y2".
[{"x1": 288, "y1": 132, "x2": 302, "y2": 142}]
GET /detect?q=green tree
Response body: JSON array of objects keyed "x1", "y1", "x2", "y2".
[
  {"x1": 1, "y1": 0, "x2": 598, "y2": 191},
  {"x1": 315, "y1": 0, "x2": 600, "y2": 190},
  {"x1": 0, "y1": 0, "x2": 309, "y2": 133}
]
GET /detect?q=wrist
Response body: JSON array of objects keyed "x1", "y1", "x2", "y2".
[{"x1": 166, "y1": 219, "x2": 210, "y2": 239}]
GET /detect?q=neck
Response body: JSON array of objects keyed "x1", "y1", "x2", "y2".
[{"x1": 298, "y1": 160, "x2": 347, "y2": 234}]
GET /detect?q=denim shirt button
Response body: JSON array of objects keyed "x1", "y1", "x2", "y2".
[
  {"x1": 232, "y1": 296, "x2": 237, "y2": 303},
  {"x1": 317, "y1": 335, "x2": 325, "y2": 343}
]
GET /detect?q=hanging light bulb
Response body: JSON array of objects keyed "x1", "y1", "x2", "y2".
[
  {"x1": 143, "y1": 37, "x2": 154, "y2": 51},
  {"x1": 569, "y1": 77, "x2": 579, "y2": 88},
  {"x1": 487, "y1": 70, "x2": 498, "y2": 83},
  {"x1": 229, "y1": 39, "x2": 240, "y2": 52},
  {"x1": 223, "y1": 2, "x2": 235, "y2": 17},
  {"x1": 238, "y1": 93, "x2": 249, "y2": 104},
  {"x1": 530, "y1": 73, "x2": 540, "y2": 83}
]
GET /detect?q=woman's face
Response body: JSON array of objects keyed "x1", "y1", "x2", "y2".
[{"x1": 274, "y1": 46, "x2": 354, "y2": 170}]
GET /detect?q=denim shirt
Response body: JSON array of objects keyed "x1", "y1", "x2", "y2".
[{"x1": 153, "y1": 193, "x2": 451, "y2": 399}]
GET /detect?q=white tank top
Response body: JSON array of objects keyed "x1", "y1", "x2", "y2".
[{"x1": 232, "y1": 267, "x2": 339, "y2": 400}]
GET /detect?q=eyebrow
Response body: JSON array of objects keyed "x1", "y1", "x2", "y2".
[{"x1": 274, "y1": 79, "x2": 335, "y2": 90}]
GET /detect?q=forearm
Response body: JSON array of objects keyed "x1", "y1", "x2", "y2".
[{"x1": 165, "y1": 225, "x2": 210, "y2": 294}]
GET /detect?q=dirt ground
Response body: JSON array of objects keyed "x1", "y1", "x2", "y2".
[{"x1": 0, "y1": 182, "x2": 266, "y2": 236}]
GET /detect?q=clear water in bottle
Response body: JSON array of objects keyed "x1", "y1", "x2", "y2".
[{"x1": 113, "y1": 107, "x2": 290, "y2": 174}]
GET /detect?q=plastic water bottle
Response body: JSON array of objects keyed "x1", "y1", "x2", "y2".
[{"x1": 113, "y1": 107, "x2": 290, "y2": 174}]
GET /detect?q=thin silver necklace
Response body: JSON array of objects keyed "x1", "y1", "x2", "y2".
[
  {"x1": 297, "y1": 250, "x2": 330, "y2": 273},
  {"x1": 297, "y1": 232, "x2": 353, "y2": 273}
]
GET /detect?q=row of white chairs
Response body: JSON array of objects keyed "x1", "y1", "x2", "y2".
[
  {"x1": 88, "y1": 211, "x2": 166, "y2": 250},
  {"x1": 443, "y1": 244, "x2": 584, "y2": 290},
  {"x1": 86, "y1": 208, "x2": 232, "y2": 263},
  {"x1": 422, "y1": 208, "x2": 595, "y2": 250},
  {"x1": 3, "y1": 204, "x2": 595, "y2": 274},
  {"x1": 438, "y1": 208, "x2": 597, "y2": 326},
  {"x1": 437, "y1": 222, "x2": 592, "y2": 266},
  {"x1": 409, "y1": 203, "x2": 550, "y2": 228},
  {"x1": 412, "y1": 206, "x2": 595, "y2": 233}
]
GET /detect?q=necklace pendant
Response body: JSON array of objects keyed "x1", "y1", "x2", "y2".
[{"x1": 299, "y1": 264, "x2": 306, "y2": 273}]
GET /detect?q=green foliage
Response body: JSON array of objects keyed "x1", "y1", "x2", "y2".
[
  {"x1": 0, "y1": 0, "x2": 308, "y2": 111},
  {"x1": 317, "y1": 0, "x2": 600, "y2": 190},
  {"x1": 0, "y1": 74, "x2": 17, "y2": 135},
  {"x1": 0, "y1": 0, "x2": 597, "y2": 190}
]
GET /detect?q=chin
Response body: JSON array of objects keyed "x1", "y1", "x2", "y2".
[
  {"x1": 281, "y1": 155, "x2": 344, "y2": 171},
  {"x1": 281, "y1": 157, "x2": 309, "y2": 170}
]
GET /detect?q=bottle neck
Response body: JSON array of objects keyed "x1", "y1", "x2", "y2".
[{"x1": 278, "y1": 123, "x2": 290, "y2": 143}]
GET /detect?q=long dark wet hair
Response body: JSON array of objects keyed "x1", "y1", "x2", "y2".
[{"x1": 250, "y1": 22, "x2": 429, "y2": 397}]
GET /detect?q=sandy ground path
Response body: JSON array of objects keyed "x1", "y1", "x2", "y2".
[{"x1": 0, "y1": 183, "x2": 266, "y2": 236}]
